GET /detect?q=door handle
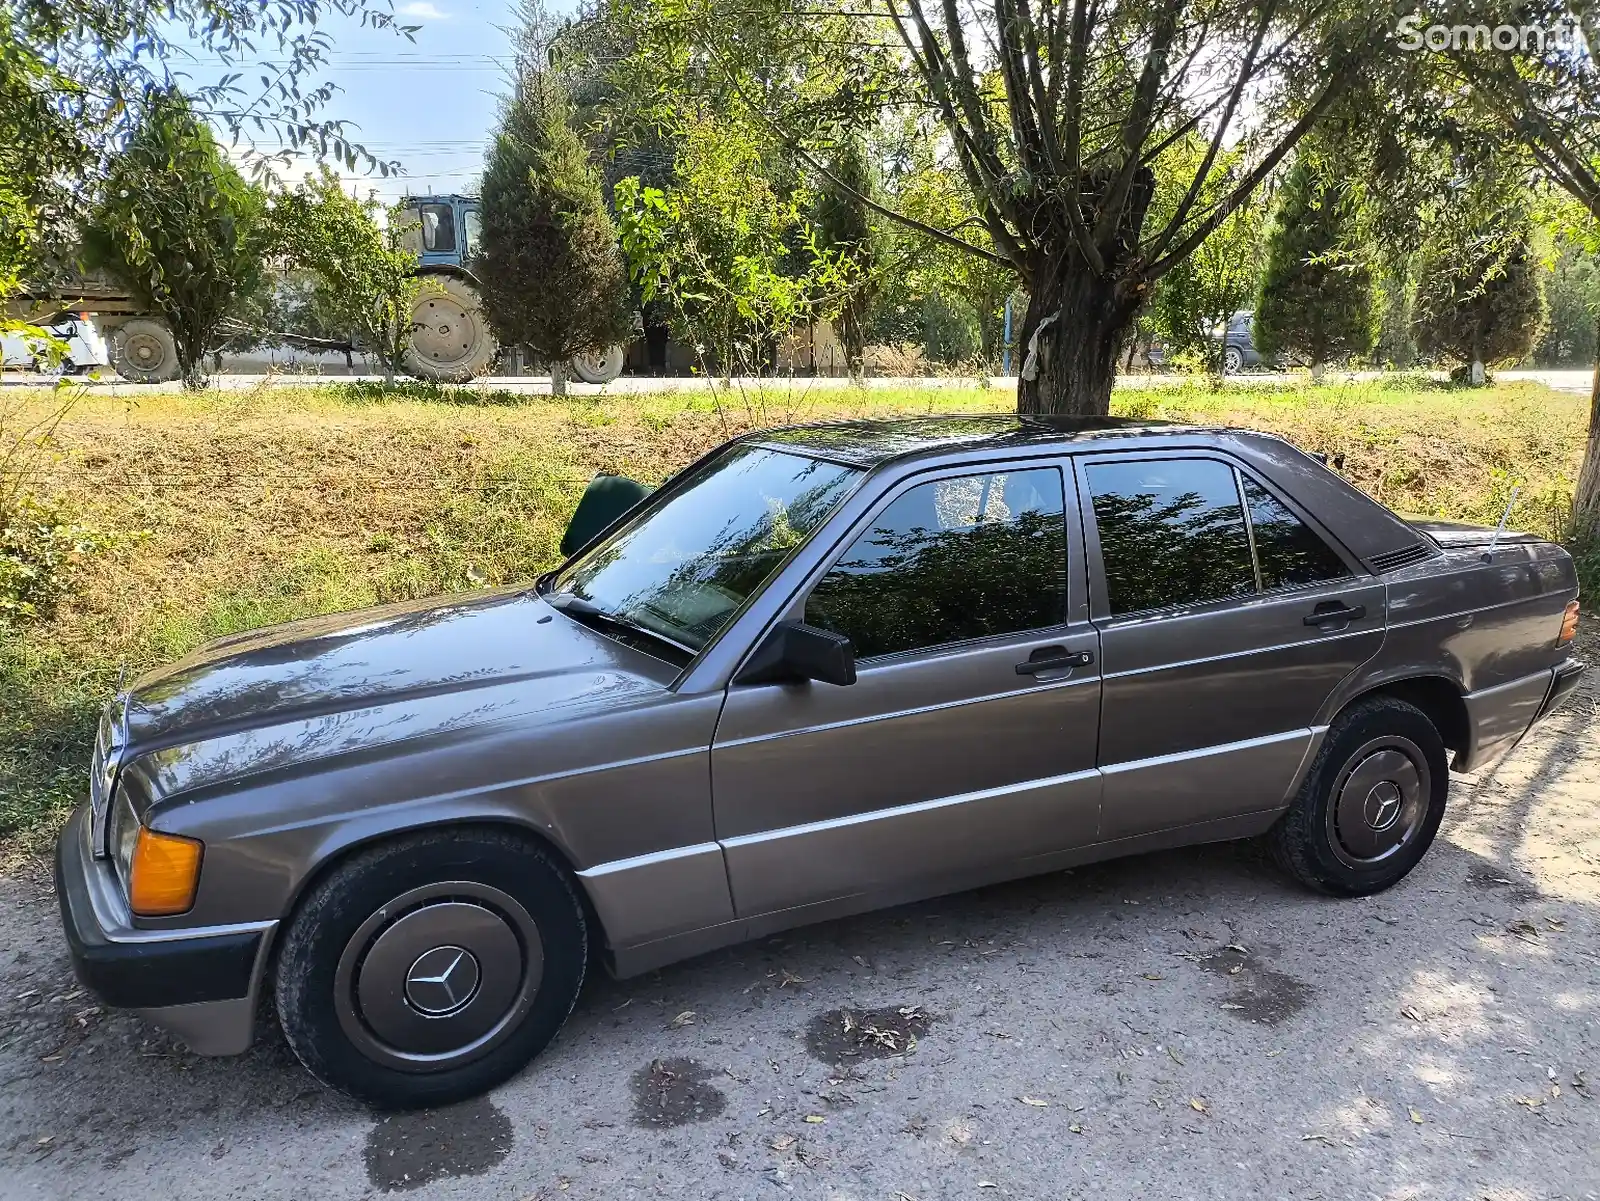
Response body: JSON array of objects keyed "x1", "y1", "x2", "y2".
[
  {"x1": 1016, "y1": 646, "x2": 1095, "y2": 675},
  {"x1": 1304, "y1": 602, "x2": 1367, "y2": 627}
]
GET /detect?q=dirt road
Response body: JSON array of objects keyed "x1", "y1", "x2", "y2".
[{"x1": 2, "y1": 643, "x2": 1596, "y2": 1200}]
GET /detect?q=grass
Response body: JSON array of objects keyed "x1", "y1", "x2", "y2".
[{"x1": 0, "y1": 374, "x2": 1591, "y2": 847}]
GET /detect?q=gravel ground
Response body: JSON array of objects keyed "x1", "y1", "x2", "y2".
[{"x1": 2, "y1": 643, "x2": 1596, "y2": 1201}]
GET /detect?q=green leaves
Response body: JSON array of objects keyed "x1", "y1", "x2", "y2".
[
  {"x1": 269, "y1": 168, "x2": 425, "y2": 377},
  {"x1": 82, "y1": 89, "x2": 273, "y2": 388}
]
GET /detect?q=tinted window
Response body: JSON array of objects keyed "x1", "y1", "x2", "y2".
[
  {"x1": 805, "y1": 468, "x2": 1066, "y2": 659},
  {"x1": 1242, "y1": 477, "x2": 1349, "y2": 589},
  {"x1": 1086, "y1": 459, "x2": 1255, "y2": 615},
  {"x1": 553, "y1": 446, "x2": 860, "y2": 651},
  {"x1": 462, "y1": 208, "x2": 482, "y2": 260}
]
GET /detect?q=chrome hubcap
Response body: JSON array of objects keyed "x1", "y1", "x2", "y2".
[
  {"x1": 335, "y1": 882, "x2": 543, "y2": 1072},
  {"x1": 1327, "y1": 738, "x2": 1429, "y2": 867}
]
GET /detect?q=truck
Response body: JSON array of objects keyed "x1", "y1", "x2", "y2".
[{"x1": 2, "y1": 193, "x2": 628, "y2": 385}]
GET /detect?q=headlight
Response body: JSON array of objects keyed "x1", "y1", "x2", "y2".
[{"x1": 112, "y1": 793, "x2": 203, "y2": 917}]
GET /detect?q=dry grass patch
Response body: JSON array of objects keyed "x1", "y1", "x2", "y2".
[{"x1": 0, "y1": 375, "x2": 1588, "y2": 845}]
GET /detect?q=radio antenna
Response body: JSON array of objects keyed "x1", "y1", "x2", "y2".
[{"x1": 1481, "y1": 485, "x2": 1521, "y2": 562}]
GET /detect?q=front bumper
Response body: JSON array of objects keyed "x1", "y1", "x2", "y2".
[{"x1": 55, "y1": 805, "x2": 275, "y2": 1055}]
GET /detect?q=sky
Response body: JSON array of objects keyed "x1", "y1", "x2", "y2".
[{"x1": 178, "y1": 0, "x2": 575, "y2": 203}]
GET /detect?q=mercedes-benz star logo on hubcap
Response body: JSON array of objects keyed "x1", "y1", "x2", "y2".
[
  {"x1": 404, "y1": 945, "x2": 481, "y2": 1016},
  {"x1": 1364, "y1": 782, "x2": 1404, "y2": 832}
]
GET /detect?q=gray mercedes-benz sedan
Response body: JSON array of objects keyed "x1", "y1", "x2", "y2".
[{"x1": 57, "y1": 416, "x2": 1585, "y2": 1106}]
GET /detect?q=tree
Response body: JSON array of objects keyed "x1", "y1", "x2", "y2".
[
  {"x1": 271, "y1": 170, "x2": 427, "y2": 380},
  {"x1": 82, "y1": 91, "x2": 272, "y2": 389},
  {"x1": 1148, "y1": 142, "x2": 1270, "y2": 377},
  {"x1": 1401, "y1": 0, "x2": 1600, "y2": 534},
  {"x1": 5, "y1": 0, "x2": 412, "y2": 285},
  {"x1": 1254, "y1": 156, "x2": 1377, "y2": 378},
  {"x1": 614, "y1": 110, "x2": 849, "y2": 379},
  {"x1": 603, "y1": 0, "x2": 1405, "y2": 415},
  {"x1": 1534, "y1": 236, "x2": 1600, "y2": 367},
  {"x1": 814, "y1": 139, "x2": 888, "y2": 381},
  {"x1": 1414, "y1": 232, "x2": 1548, "y2": 384},
  {"x1": 478, "y1": 70, "x2": 634, "y2": 396}
]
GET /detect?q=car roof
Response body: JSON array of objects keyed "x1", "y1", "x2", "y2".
[{"x1": 749, "y1": 414, "x2": 1198, "y2": 468}]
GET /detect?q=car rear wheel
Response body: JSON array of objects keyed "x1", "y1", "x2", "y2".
[
  {"x1": 1270, "y1": 696, "x2": 1448, "y2": 896},
  {"x1": 1223, "y1": 345, "x2": 1245, "y2": 374},
  {"x1": 273, "y1": 828, "x2": 586, "y2": 1108}
]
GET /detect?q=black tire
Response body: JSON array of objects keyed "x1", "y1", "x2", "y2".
[
  {"x1": 273, "y1": 827, "x2": 587, "y2": 1108},
  {"x1": 1270, "y1": 696, "x2": 1449, "y2": 896}
]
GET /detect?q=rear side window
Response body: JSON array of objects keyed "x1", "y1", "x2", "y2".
[
  {"x1": 805, "y1": 467, "x2": 1067, "y2": 658},
  {"x1": 1085, "y1": 459, "x2": 1255, "y2": 615},
  {"x1": 1240, "y1": 477, "x2": 1349, "y2": 589}
]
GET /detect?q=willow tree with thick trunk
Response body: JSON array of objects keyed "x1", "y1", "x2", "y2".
[
  {"x1": 603, "y1": 0, "x2": 1402, "y2": 414},
  {"x1": 1427, "y1": 0, "x2": 1600, "y2": 536}
]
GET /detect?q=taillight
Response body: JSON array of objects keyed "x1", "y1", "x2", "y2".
[{"x1": 1557, "y1": 600, "x2": 1579, "y2": 646}]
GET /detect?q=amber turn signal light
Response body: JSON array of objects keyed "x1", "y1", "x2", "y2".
[
  {"x1": 128, "y1": 828, "x2": 203, "y2": 916},
  {"x1": 1557, "y1": 600, "x2": 1580, "y2": 646}
]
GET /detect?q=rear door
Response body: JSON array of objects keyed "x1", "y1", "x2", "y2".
[
  {"x1": 1076, "y1": 451, "x2": 1384, "y2": 841},
  {"x1": 712, "y1": 458, "x2": 1103, "y2": 917}
]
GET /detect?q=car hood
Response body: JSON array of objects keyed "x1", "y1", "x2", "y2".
[
  {"x1": 118, "y1": 586, "x2": 676, "y2": 800},
  {"x1": 1409, "y1": 518, "x2": 1541, "y2": 549}
]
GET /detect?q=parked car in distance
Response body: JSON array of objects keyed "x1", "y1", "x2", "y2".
[
  {"x1": 1, "y1": 313, "x2": 110, "y2": 374},
  {"x1": 1221, "y1": 309, "x2": 1277, "y2": 373},
  {"x1": 58, "y1": 415, "x2": 1585, "y2": 1107}
]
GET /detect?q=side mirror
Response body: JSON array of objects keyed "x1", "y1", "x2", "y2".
[{"x1": 736, "y1": 620, "x2": 856, "y2": 687}]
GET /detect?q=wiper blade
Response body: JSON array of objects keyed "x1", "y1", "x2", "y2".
[{"x1": 546, "y1": 593, "x2": 696, "y2": 658}]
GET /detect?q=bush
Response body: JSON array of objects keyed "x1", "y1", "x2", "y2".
[
  {"x1": 1414, "y1": 235, "x2": 1547, "y2": 373},
  {"x1": 0, "y1": 493, "x2": 112, "y2": 626}
]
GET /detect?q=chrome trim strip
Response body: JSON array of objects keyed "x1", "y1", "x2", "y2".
[
  {"x1": 577, "y1": 841, "x2": 723, "y2": 878},
  {"x1": 1101, "y1": 726, "x2": 1318, "y2": 776},
  {"x1": 1101, "y1": 629, "x2": 1370, "y2": 682},
  {"x1": 107, "y1": 919, "x2": 279, "y2": 946},
  {"x1": 719, "y1": 767, "x2": 1101, "y2": 849},
  {"x1": 1462, "y1": 667, "x2": 1557, "y2": 702},
  {"x1": 1385, "y1": 592, "x2": 1545, "y2": 634},
  {"x1": 714, "y1": 674, "x2": 1097, "y2": 751}
]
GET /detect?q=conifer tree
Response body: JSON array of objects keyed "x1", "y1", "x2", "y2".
[
  {"x1": 1254, "y1": 157, "x2": 1377, "y2": 378},
  {"x1": 1414, "y1": 232, "x2": 1547, "y2": 384},
  {"x1": 477, "y1": 70, "x2": 633, "y2": 395}
]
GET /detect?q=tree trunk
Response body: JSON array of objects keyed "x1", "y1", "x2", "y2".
[
  {"x1": 1310, "y1": 359, "x2": 1325, "y2": 382},
  {"x1": 551, "y1": 360, "x2": 568, "y2": 397},
  {"x1": 1014, "y1": 267, "x2": 1136, "y2": 416},
  {"x1": 1573, "y1": 316, "x2": 1600, "y2": 540}
]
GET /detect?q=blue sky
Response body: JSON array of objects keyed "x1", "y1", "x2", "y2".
[{"x1": 183, "y1": 0, "x2": 574, "y2": 202}]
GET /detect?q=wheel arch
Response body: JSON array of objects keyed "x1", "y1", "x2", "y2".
[
  {"x1": 267, "y1": 816, "x2": 608, "y2": 979},
  {"x1": 1334, "y1": 674, "x2": 1470, "y2": 766}
]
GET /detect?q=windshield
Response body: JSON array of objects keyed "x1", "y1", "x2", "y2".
[{"x1": 550, "y1": 445, "x2": 862, "y2": 652}]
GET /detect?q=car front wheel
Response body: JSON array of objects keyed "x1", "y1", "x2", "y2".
[
  {"x1": 1270, "y1": 696, "x2": 1449, "y2": 896},
  {"x1": 274, "y1": 828, "x2": 587, "y2": 1108}
]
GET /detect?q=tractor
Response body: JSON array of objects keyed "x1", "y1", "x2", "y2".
[{"x1": 397, "y1": 194, "x2": 627, "y2": 385}]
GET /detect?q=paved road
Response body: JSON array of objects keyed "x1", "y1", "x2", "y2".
[
  {"x1": 2, "y1": 368, "x2": 1594, "y2": 397},
  {"x1": 2, "y1": 651, "x2": 1597, "y2": 1200}
]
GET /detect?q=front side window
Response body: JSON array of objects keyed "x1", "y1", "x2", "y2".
[
  {"x1": 552, "y1": 446, "x2": 860, "y2": 653},
  {"x1": 1241, "y1": 477, "x2": 1349, "y2": 590},
  {"x1": 420, "y1": 203, "x2": 456, "y2": 253},
  {"x1": 462, "y1": 208, "x2": 482, "y2": 261},
  {"x1": 805, "y1": 467, "x2": 1067, "y2": 659},
  {"x1": 1086, "y1": 459, "x2": 1255, "y2": 615}
]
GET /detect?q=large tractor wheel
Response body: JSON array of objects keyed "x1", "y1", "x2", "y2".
[
  {"x1": 111, "y1": 319, "x2": 181, "y2": 383},
  {"x1": 404, "y1": 276, "x2": 497, "y2": 382},
  {"x1": 569, "y1": 345, "x2": 626, "y2": 385}
]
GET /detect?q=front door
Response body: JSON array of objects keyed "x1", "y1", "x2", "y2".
[
  {"x1": 712, "y1": 460, "x2": 1103, "y2": 918},
  {"x1": 1076, "y1": 452, "x2": 1385, "y2": 841}
]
